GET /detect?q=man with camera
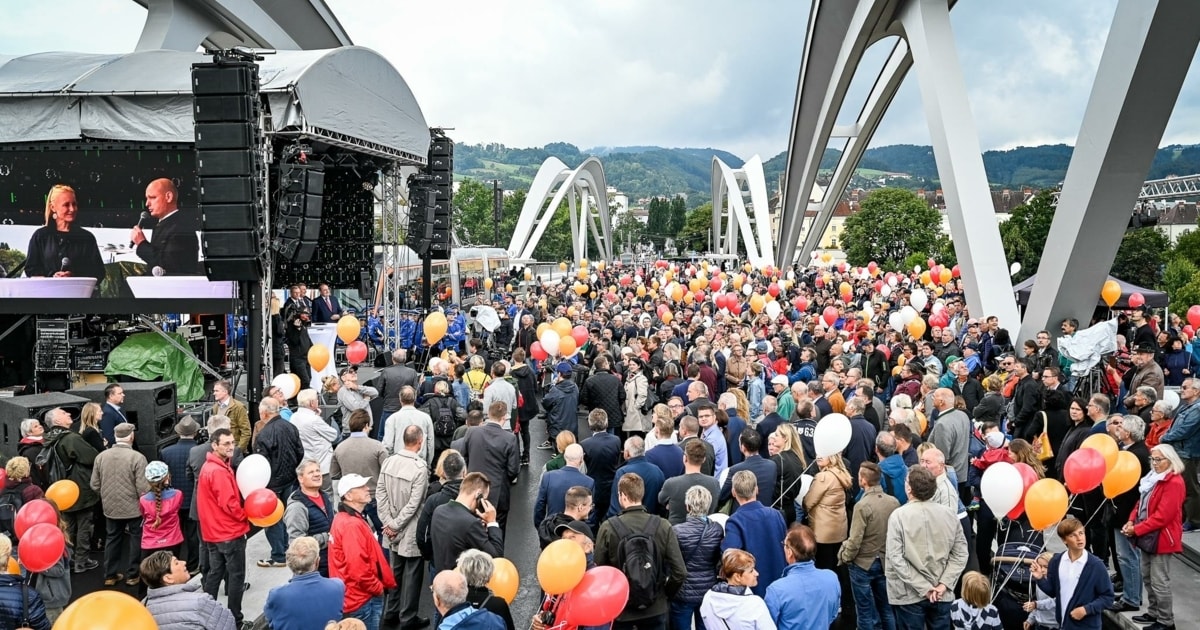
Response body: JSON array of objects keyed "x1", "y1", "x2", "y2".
[{"x1": 283, "y1": 292, "x2": 314, "y2": 392}]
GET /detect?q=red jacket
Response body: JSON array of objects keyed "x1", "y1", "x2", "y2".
[
  {"x1": 196, "y1": 452, "x2": 249, "y2": 543},
  {"x1": 330, "y1": 505, "x2": 396, "y2": 613},
  {"x1": 1130, "y1": 471, "x2": 1184, "y2": 555}
]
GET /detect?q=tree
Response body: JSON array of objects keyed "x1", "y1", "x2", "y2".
[
  {"x1": 451, "y1": 178, "x2": 519, "y2": 247},
  {"x1": 1173, "y1": 277, "x2": 1200, "y2": 318},
  {"x1": 0, "y1": 243, "x2": 25, "y2": 273},
  {"x1": 997, "y1": 190, "x2": 1056, "y2": 283},
  {"x1": 840, "y1": 188, "x2": 945, "y2": 269},
  {"x1": 676, "y1": 203, "x2": 713, "y2": 252},
  {"x1": 1163, "y1": 256, "x2": 1199, "y2": 315},
  {"x1": 645, "y1": 197, "x2": 672, "y2": 249},
  {"x1": 612, "y1": 211, "x2": 646, "y2": 252},
  {"x1": 1109, "y1": 227, "x2": 1170, "y2": 288},
  {"x1": 667, "y1": 196, "x2": 688, "y2": 236},
  {"x1": 1172, "y1": 228, "x2": 1200, "y2": 268}
]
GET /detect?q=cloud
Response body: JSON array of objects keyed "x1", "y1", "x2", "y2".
[{"x1": 1, "y1": 0, "x2": 1197, "y2": 161}]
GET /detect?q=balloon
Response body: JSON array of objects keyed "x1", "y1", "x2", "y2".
[
  {"x1": 1189, "y1": 305, "x2": 1200, "y2": 329},
  {"x1": 559, "y1": 262, "x2": 567, "y2": 271},
  {"x1": 906, "y1": 317, "x2": 927, "y2": 339},
  {"x1": 1164, "y1": 389, "x2": 1180, "y2": 411},
  {"x1": 558, "y1": 336, "x2": 578, "y2": 358},
  {"x1": 17, "y1": 522, "x2": 64, "y2": 572},
  {"x1": 764, "y1": 300, "x2": 782, "y2": 321},
  {"x1": 574, "y1": 283, "x2": 588, "y2": 296},
  {"x1": 939, "y1": 267, "x2": 952, "y2": 285},
  {"x1": 537, "y1": 539, "x2": 587, "y2": 595},
  {"x1": 1103, "y1": 451, "x2": 1143, "y2": 499},
  {"x1": 249, "y1": 498, "x2": 284, "y2": 528},
  {"x1": 346, "y1": 340, "x2": 368, "y2": 365},
  {"x1": 813, "y1": 413, "x2": 851, "y2": 457},
  {"x1": 540, "y1": 330, "x2": 561, "y2": 357},
  {"x1": 749, "y1": 294, "x2": 766, "y2": 314},
  {"x1": 768, "y1": 283, "x2": 781, "y2": 297},
  {"x1": 236, "y1": 454, "x2": 272, "y2": 498},
  {"x1": 920, "y1": 271, "x2": 931, "y2": 286},
  {"x1": 1010, "y1": 261, "x2": 1021, "y2": 276},
  {"x1": 1025, "y1": 478, "x2": 1069, "y2": 530},
  {"x1": 571, "y1": 325, "x2": 589, "y2": 347},
  {"x1": 272, "y1": 373, "x2": 297, "y2": 400},
  {"x1": 910, "y1": 289, "x2": 928, "y2": 311},
  {"x1": 897, "y1": 306, "x2": 917, "y2": 325},
  {"x1": 742, "y1": 283, "x2": 754, "y2": 296},
  {"x1": 1081, "y1": 434, "x2": 1119, "y2": 472},
  {"x1": 55, "y1": 588, "x2": 158, "y2": 630},
  {"x1": 709, "y1": 278, "x2": 722, "y2": 292},
  {"x1": 45, "y1": 480, "x2": 79, "y2": 511},
  {"x1": 1100, "y1": 279, "x2": 1121, "y2": 308},
  {"x1": 560, "y1": 567, "x2": 630, "y2": 627},
  {"x1": 14, "y1": 500, "x2": 57, "y2": 539},
  {"x1": 980, "y1": 462, "x2": 1023, "y2": 518},
  {"x1": 868, "y1": 261, "x2": 878, "y2": 275},
  {"x1": 245, "y1": 487, "x2": 279, "y2": 520},
  {"x1": 1063, "y1": 448, "x2": 1107, "y2": 494},
  {"x1": 529, "y1": 341, "x2": 548, "y2": 361},
  {"x1": 951, "y1": 264, "x2": 961, "y2": 278},
  {"x1": 337, "y1": 316, "x2": 361, "y2": 344},
  {"x1": 795, "y1": 296, "x2": 808, "y2": 311},
  {"x1": 839, "y1": 281, "x2": 852, "y2": 296},
  {"x1": 307, "y1": 344, "x2": 330, "y2": 371},
  {"x1": 888, "y1": 312, "x2": 904, "y2": 332},
  {"x1": 822, "y1": 306, "x2": 838, "y2": 326},
  {"x1": 488, "y1": 557, "x2": 520, "y2": 604},
  {"x1": 1128, "y1": 292, "x2": 1145, "y2": 309},
  {"x1": 424, "y1": 311, "x2": 449, "y2": 345},
  {"x1": 797, "y1": 473, "x2": 814, "y2": 501},
  {"x1": 5, "y1": 558, "x2": 16, "y2": 575}
]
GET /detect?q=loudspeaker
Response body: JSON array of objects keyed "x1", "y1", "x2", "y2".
[
  {"x1": 198, "y1": 150, "x2": 257, "y2": 177},
  {"x1": 202, "y1": 204, "x2": 262, "y2": 231},
  {"x1": 0, "y1": 393, "x2": 90, "y2": 458},
  {"x1": 195, "y1": 123, "x2": 256, "y2": 150},
  {"x1": 67, "y1": 382, "x2": 178, "y2": 451},
  {"x1": 274, "y1": 163, "x2": 324, "y2": 264},
  {"x1": 192, "y1": 64, "x2": 259, "y2": 95},
  {"x1": 193, "y1": 95, "x2": 256, "y2": 123},
  {"x1": 203, "y1": 231, "x2": 260, "y2": 258}
]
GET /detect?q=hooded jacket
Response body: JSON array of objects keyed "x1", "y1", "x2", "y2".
[
  {"x1": 698, "y1": 582, "x2": 775, "y2": 630},
  {"x1": 509, "y1": 363, "x2": 541, "y2": 421},
  {"x1": 543, "y1": 377, "x2": 581, "y2": 431},
  {"x1": 145, "y1": 582, "x2": 238, "y2": 630}
]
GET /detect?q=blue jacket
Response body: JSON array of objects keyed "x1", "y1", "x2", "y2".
[
  {"x1": 1034, "y1": 551, "x2": 1114, "y2": 630},
  {"x1": 0, "y1": 574, "x2": 49, "y2": 630},
  {"x1": 721, "y1": 501, "x2": 788, "y2": 597},
  {"x1": 1162, "y1": 398, "x2": 1200, "y2": 458},
  {"x1": 645, "y1": 442, "x2": 684, "y2": 480},
  {"x1": 534, "y1": 465, "x2": 594, "y2": 525},
  {"x1": 764, "y1": 561, "x2": 840, "y2": 630},
  {"x1": 160, "y1": 438, "x2": 198, "y2": 514},
  {"x1": 608, "y1": 456, "x2": 665, "y2": 518},
  {"x1": 719, "y1": 455, "x2": 778, "y2": 512},
  {"x1": 878, "y1": 453, "x2": 909, "y2": 505},
  {"x1": 440, "y1": 602, "x2": 506, "y2": 630},
  {"x1": 725, "y1": 413, "x2": 747, "y2": 467},
  {"x1": 265, "y1": 571, "x2": 346, "y2": 630}
]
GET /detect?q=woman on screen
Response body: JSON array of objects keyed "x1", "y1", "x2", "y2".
[{"x1": 24, "y1": 184, "x2": 105, "y2": 282}]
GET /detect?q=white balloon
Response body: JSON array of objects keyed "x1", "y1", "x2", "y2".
[
  {"x1": 931, "y1": 301, "x2": 945, "y2": 315},
  {"x1": 236, "y1": 454, "x2": 272, "y2": 498},
  {"x1": 913, "y1": 265, "x2": 921, "y2": 274},
  {"x1": 765, "y1": 300, "x2": 782, "y2": 320},
  {"x1": 881, "y1": 285, "x2": 892, "y2": 298},
  {"x1": 899, "y1": 305, "x2": 919, "y2": 325},
  {"x1": 590, "y1": 273, "x2": 597, "y2": 283},
  {"x1": 1010, "y1": 262, "x2": 1022, "y2": 276},
  {"x1": 911, "y1": 289, "x2": 929, "y2": 312},
  {"x1": 707, "y1": 512, "x2": 729, "y2": 531},
  {"x1": 743, "y1": 284, "x2": 754, "y2": 296},
  {"x1": 887, "y1": 276, "x2": 898, "y2": 288},
  {"x1": 980, "y1": 461, "x2": 1024, "y2": 517},
  {"x1": 540, "y1": 330, "x2": 561, "y2": 357},
  {"x1": 888, "y1": 312, "x2": 904, "y2": 331},
  {"x1": 814, "y1": 413, "x2": 852, "y2": 457},
  {"x1": 798, "y1": 473, "x2": 814, "y2": 501},
  {"x1": 786, "y1": 269, "x2": 796, "y2": 280},
  {"x1": 272, "y1": 374, "x2": 297, "y2": 399},
  {"x1": 1164, "y1": 389, "x2": 1181, "y2": 411}
]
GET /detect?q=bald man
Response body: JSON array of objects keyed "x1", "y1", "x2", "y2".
[{"x1": 131, "y1": 177, "x2": 202, "y2": 275}]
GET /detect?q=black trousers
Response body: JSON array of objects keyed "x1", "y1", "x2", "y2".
[
  {"x1": 179, "y1": 512, "x2": 201, "y2": 573},
  {"x1": 385, "y1": 553, "x2": 424, "y2": 623},
  {"x1": 202, "y1": 536, "x2": 247, "y2": 624}
]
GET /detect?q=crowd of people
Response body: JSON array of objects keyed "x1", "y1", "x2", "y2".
[{"x1": 1, "y1": 257, "x2": 1197, "y2": 630}]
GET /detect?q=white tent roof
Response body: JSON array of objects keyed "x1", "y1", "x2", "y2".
[{"x1": 0, "y1": 47, "x2": 430, "y2": 162}]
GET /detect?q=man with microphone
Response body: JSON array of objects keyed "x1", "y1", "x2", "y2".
[{"x1": 130, "y1": 178, "x2": 202, "y2": 275}]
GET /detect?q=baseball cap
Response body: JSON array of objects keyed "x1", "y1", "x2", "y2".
[
  {"x1": 145, "y1": 461, "x2": 170, "y2": 483},
  {"x1": 967, "y1": 319, "x2": 980, "y2": 326},
  {"x1": 556, "y1": 362, "x2": 575, "y2": 375},
  {"x1": 554, "y1": 520, "x2": 595, "y2": 541},
  {"x1": 114, "y1": 423, "x2": 136, "y2": 439},
  {"x1": 337, "y1": 474, "x2": 372, "y2": 498},
  {"x1": 174, "y1": 416, "x2": 199, "y2": 438},
  {"x1": 771, "y1": 375, "x2": 789, "y2": 387}
]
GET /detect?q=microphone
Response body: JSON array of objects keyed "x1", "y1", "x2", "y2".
[
  {"x1": 60, "y1": 257, "x2": 70, "y2": 273},
  {"x1": 152, "y1": 266, "x2": 165, "y2": 277},
  {"x1": 131, "y1": 211, "x2": 150, "y2": 248}
]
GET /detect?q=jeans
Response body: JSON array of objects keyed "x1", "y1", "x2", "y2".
[
  {"x1": 1140, "y1": 552, "x2": 1173, "y2": 626},
  {"x1": 64, "y1": 509, "x2": 93, "y2": 570},
  {"x1": 668, "y1": 600, "x2": 705, "y2": 630},
  {"x1": 847, "y1": 560, "x2": 895, "y2": 630},
  {"x1": 347, "y1": 594, "x2": 384, "y2": 630},
  {"x1": 613, "y1": 613, "x2": 666, "y2": 630},
  {"x1": 1113, "y1": 527, "x2": 1142, "y2": 606},
  {"x1": 264, "y1": 484, "x2": 295, "y2": 563},
  {"x1": 894, "y1": 601, "x2": 950, "y2": 630},
  {"x1": 202, "y1": 536, "x2": 247, "y2": 624},
  {"x1": 386, "y1": 554, "x2": 424, "y2": 624},
  {"x1": 104, "y1": 516, "x2": 142, "y2": 579}
]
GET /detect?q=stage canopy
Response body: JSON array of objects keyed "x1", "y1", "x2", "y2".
[
  {"x1": 1013, "y1": 274, "x2": 1168, "y2": 309},
  {"x1": 0, "y1": 47, "x2": 429, "y2": 163}
]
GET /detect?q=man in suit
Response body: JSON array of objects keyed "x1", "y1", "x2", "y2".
[
  {"x1": 533, "y1": 443, "x2": 594, "y2": 525},
  {"x1": 374, "y1": 349, "x2": 421, "y2": 439},
  {"x1": 312, "y1": 283, "x2": 344, "y2": 324},
  {"x1": 461, "y1": 401, "x2": 520, "y2": 535},
  {"x1": 131, "y1": 177, "x2": 202, "y2": 275},
  {"x1": 99, "y1": 383, "x2": 127, "y2": 447},
  {"x1": 719, "y1": 428, "x2": 778, "y2": 513}
]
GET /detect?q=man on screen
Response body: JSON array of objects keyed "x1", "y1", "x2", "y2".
[{"x1": 130, "y1": 178, "x2": 202, "y2": 275}]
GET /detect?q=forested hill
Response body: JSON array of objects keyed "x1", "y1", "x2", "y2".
[{"x1": 456, "y1": 141, "x2": 1200, "y2": 207}]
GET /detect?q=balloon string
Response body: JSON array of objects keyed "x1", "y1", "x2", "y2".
[
  {"x1": 988, "y1": 519, "x2": 1015, "y2": 604},
  {"x1": 771, "y1": 459, "x2": 818, "y2": 509},
  {"x1": 988, "y1": 519, "x2": 1035, "y2": 606},
  {"x1": 1081, "y1": 497, "x2": 1111, "y2": 529}
]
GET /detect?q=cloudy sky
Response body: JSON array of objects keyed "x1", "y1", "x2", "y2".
[{"x1": 3, "y1": 0, "x2": 1198, "y2": 160}]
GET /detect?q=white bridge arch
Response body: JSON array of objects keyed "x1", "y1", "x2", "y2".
[
  {"x1": 508, "y1": 157, "x2": 613, "y2": 263},
  {"x1": 711, "y1": 155, "x2": 774, "y2": 267}
]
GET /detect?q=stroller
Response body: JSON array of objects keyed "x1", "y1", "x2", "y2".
[{"x1": 991, "y1": 519, "x2": 1046, "y2": 628}]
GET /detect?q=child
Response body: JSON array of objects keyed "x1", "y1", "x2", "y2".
[
  {"x1": 951, "y1": 571, "x2": 1003, "y2": 629},
  {"x1": 33, "y1": 504, "x2": 71, "y2": 624},
  {"x1": 968, "y1": 421, "x2": 1011, "y2": 511},
  {"x1": 1022, "y1": 553, "x2": 1059, "y2": 629},
  {"x1": 139, "y1": 461, "x2": 184, "y2": 561}
]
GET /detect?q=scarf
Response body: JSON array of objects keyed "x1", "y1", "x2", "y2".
[{"x1": 1138, "y1": 469, "x2": 1167, "y2": 496}]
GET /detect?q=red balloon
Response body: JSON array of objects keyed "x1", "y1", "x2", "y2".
[
  {"x1": 18, "y1": 523, "x2": 64, "y2": 572},
  {"x1": 767, "y1": 283, "x2": 781, "y2": 297},
  {"x1": 837, "y1": 262, "x2": 848, "y2": 273},
  {"x1": 796, "y1": 296, "x2": 808, "y2": 311},
  {"x1": 867, "y1": 261, "x2": 878, "y2": 274},
  {"x1": 15, "y1": 500, "x2": 57, "y2": 539},
  {"x1": 708, "y1": 278, "x2": 721, "y2": 292},
  {"x1": 927, "y1": 258, "x2": 936, "y2": 269},
  {"x1": 1007, "y1": 462, "x2": 1040, "y2": 519},
  {"x1": 530, "y1": 342, "x2": 548, "y2": 361},
  {"x1": 1128, "y1": 292, "x2": 1145, "y2": 309},
  {"x1": 1189, "y1": 305, "x2": 1200, "y2": 329},
  {"x1": 1185, "y1": 325, "x2": 1196, "y2": 338},
  {"x1": 571, "y1": 326, "x2": 589, "y2": 347},
  {"x1": 879, "y1": 346, "x2": 891, "y2": 361},
  {"x1": 814, "y1": 277, "x2": 825, "y2": 289},
  {"x1": 0, "y1": 469, "x2": 7, "y2": 488},
  {"x1": 244, "y1": 488, "x2": 278, "y2": 520},
  {"x1": 951, "y1": 264, "x2": 961, "y2": 278},
  {"x1": 729, "y1": 302, "x2": 742, "y2": 316},
  {"x1": 841, "y1": 292, "x2": 853, "y2": 304},
  {"x1": 620, "y1": 275, "x2": 632, "y2": 287},
  {"x1": 693, "y1": 290, "x2": 705, "y2": 303},
  {"x1": 346, "y1": 340, "x2": 368, "y2": 365},
  {"x1": 822, "y1": 306, "x2": 838, "y2": 326},
  {"x1": 1063, "y1": 448, "x2": 1107, "y2": 494},
  {"x1": 559, "y1": 567, "x2": 630, "y2": 627}
]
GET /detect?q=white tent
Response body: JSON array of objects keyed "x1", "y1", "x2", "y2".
[{"x1": 0, "y1": 47, "x2": 429, "y2": 163}]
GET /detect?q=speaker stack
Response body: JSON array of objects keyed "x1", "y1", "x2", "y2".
[
  {"x1": 67, "y1": 382, "x2": 178, "y2": 456},
  {"x1": 192, "y1": 58, "x2": 266, "y2": 281},
  {"x1": 427, "y1": 132, "x2": 454, "y2": 259},
  {"x1": 274, "y1": 162, "x2": 325, "y2": 263},
  {"x1": 0, "y1": 393, "x2": 90, "y2": 458}
]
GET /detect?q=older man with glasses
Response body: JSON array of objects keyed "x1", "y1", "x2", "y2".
[{"x1": 1160, "y1": 377, "x2": 1200, "y2": 531}]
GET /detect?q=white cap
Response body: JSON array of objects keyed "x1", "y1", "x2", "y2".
[
  {"x1": 337, "y1": 474, "x2": 372, "y2": 498},
  {"x1": 771, "y1": 375, "x2": 789, "y2": 387}
]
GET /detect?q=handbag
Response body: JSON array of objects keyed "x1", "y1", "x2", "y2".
[
  {"x1": 1036, "y1": 411, "x2": 1055, "y2": 461},
  {"x1": 1132, "y1": 528, "x2": 1160, "y2": 554}
]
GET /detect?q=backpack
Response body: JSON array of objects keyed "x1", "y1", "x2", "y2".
[
  {"x1": 0, "y1": 485, "x2": 25, "y2": 540},
  {"x1": 35, "y1": 441, "x2": 69, "y2": 485},
  {"x1": 609, "y1": 515, "x2": 663, "y2": 612},
  {"x1": 430, "y1": 398, "x2": 457, "y2": 438}
]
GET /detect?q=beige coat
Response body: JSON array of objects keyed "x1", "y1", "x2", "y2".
[
  {"x1": 376, "y1": 449, "x2": 428, "y2": 557},
  {"x1": 803, "y1": 466, "x2": 852, "y2": 544},
  {"x1": 885, "y1": 500, "x2": 968, "y2": 605},
  {"x1": 622, "y1": 371, "x2": 652, "y2": 433},
  {"x1": 90, "y1": 443, "x2": 149, "y2": 520}
]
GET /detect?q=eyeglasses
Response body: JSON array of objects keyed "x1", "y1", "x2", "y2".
[{"x1": 1150, "y1": 457, "x2": 1168, "y2": 463}]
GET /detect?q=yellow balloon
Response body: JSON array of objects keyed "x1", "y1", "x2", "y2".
[
  {"x1": 749, "y1": 294, "x2": 766, "y2": 314},
  {"x1": 1101, "y1": 279, "x2": 1121, "y2": 307},
  {"x1": 939, "y1": 268, "x2": 952, "y2": 285},
  {"x1": 636, "y1": 286, "x2": 647, "y2": 297},
  {"x1": 559, "y1": 262, "x2": 568, "y2": 271},
  {"x1": 537, "y1": 539, "x2": 586, "y2": 595},
  {"x1": 820, "y1": 253, "x2": 832, "y2": 263},
  {"x1": 664, "y1": 270, "x2": 674, "y2": 282},
  {"x1": 524, "y1": 269, "x2": 532, "y2": 280},
  {"x1": 579, "y1": 258, "x2": 588, "y2": 268},
  {"x1": 552, "y1": 317, "x2": 573, "y2": 339},
  {"x1": 661, "y1": 310, "x2": 673, "y2": 324},
  {"x1": 671, "y1": 283, "x2": 684, "y2": 302},
  {"x1": 506, "y1": 283, "x2": 512, "y2": 292},
  {"x1": 683, "y1": 292, "x2": 695, "y2": 305},
  {"x1": 537, "y1": 323, "x2": 550, "y2": 339},
  {"x1": 920, "y1": 271, "x2": 931, "y2": 285},
  {"x1": 1081, "y1": 433, "x2": 1119, "y2": 472},
  {"x1": 596, "y1": 261, "x2": 605, "y2": 271},
  {"x1": 907, "y1": 317, "x2": 927, "y2": 339},
  {"x1": 484, "y1": 278, "x2": 494, "y2": 290},
  {"x1": 56, "y1": 590, "x2": 158, "y2": 630},
  {"x1": 336, "y1": 315, "x2": 361, "y2": 344},
  {"x1": 424, "y1": 311, "x2": 449, "y2": 345},
  {"x1": 732, "y1": 274, "x2": 744, "y2": 290},
  {"x1": 558, "y1": 335, "x2": 578, "y2": 357},
  {"x1": 590, "y1": 291, "x2": 597, "y2": 299},
  {"x1": 567, "y1": 306, "x2": 577, "y2": 317}
]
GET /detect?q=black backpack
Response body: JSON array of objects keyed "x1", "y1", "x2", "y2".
[
  {"x1": 430, "y1": 398, "x2": 456, "y2": 438},
  {"x1": 0, "y1": 484, "x2": 26, "y2": 540},
  {"x1": 609, "y1": 515, "x2": 663, "y2": 612},
  {"x1": 34, "y1": 441, "x2": 69, "y2": 485}
]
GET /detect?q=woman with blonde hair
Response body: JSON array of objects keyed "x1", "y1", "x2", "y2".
[
  {"x1": 1007, "y1": 439, "x2": 1046, "y2": 479},
  {"x1": 769, "y1": 424, "x2": 807, "y2": 525},
  {"x1": 728, "y1": 387, "x2": 751, "y2": 425},
  {"x1": 0, "y1": 533, "x2": 51, "y2": 629},
  {"x1": 78, "y1": 402, "x2": 106, "y2": 452},
  {"x1": 645, "y1": 404, "x2": 676, "y2": 451},
  {"x1": 24, "y1": 183, "x2": 105, "y2": 282},
  {"x1": 804, "y1": 453, "x2": 853, "y2": 572},
  {"x1": 544, "y1": 431, "x2": 579, "y2": 472}
]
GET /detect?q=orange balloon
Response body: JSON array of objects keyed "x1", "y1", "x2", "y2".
[
  {"x1": 670, "y1": 283, "x2": 684, "y2": 302},
  {"x1": 1025, "y1": 478, "x2": 1069, "y2": 530},
  {"x1": 6, "y1": 558, "x2": 17, "y2": 575},
  {"x1": 1103, "y1": 451, "x2": 1142, "y2": 499},
  {"x1": 906, "y1": 317, "x2": 927, "y2": 339},
  {"x1": 552, "y1": 317, "x2": 573, "y2": 339},
  {"x1": 424, "y1": 311, "x2": 449, "y2": 345},
  {"x1": 249, "y1": 499, "x2": 284, "y2": 528},
  {"x1": 661, "y1": 310, "x2": 673, "y2": 324},
  {"x1": 574, "y1": 283, "x2": 588, "y2": 296},
  {"x1": 538, "y1": 539, "x2": 587, "y2": 595},
  {"x1": 307, "y1": 343, "x2": 331, "y2": 371},
  {"x1": 336, "y1": 316, "x2": 361, "y2": 344},
  {"x1": 489, "y1": 557, "x2": 520, "y2": 603},
  {"x1": 939, "y1": 268, "x2": 952, "y2": 285},
  {"x1": 732, "y1": 274, "x2": 744, "y2": 290},
  {"x1": 288, "y1": 374, "x2": 301, "y2": 398},
  {"x1": 749, "y1": 294, "x2": 766, "y2": 314},
  {"x1": 537, "y1": 323, "x2": 551, "y2": 339},
  {"x1": 579, "y1": 259, "x2": 589, "y2": 268},
  {"x1": 663, "y1": 270, "x2": 674, "y2": 282},
  {"x1": 45, "y1": 480, "x2": 79, "y2": 511},
  {"x1": 558, "y1": 336, "x2": 578, "y2": 358},
  {"x1": 839, "y1": 282, "x2": 852, "y2": 296},
  {"x1": 56, "y1": 590, "x2": 158, "y2": 630},
  {"x1": 1101, "y1": 279, "x2": 1121, "y2": 307},
  {"x1": 559, "y1": 262, "x2": 568, "y2": 271},
  {"x1": 920, "y1": 271, "x2": 931, "y2": 285},
  {"x1": 1081, "y1": 433, "x2": 1119, "y2": 472},
  {"x1": 636, "y1": 286, "x2": 647, "y2": 297},
  {"x1": 683, "y1": 292, "x2": 695, "y2": 305},
  {"x1": 820, "y1": 253, "x2": 832, "y2": 263},
  {"x1": 484, "y1": 278, "x2": 494, "y2": 290}
]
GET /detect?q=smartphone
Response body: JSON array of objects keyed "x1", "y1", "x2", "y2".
[{"x1": 474, "y1": 491, "x2": 485, "y2": 514}]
